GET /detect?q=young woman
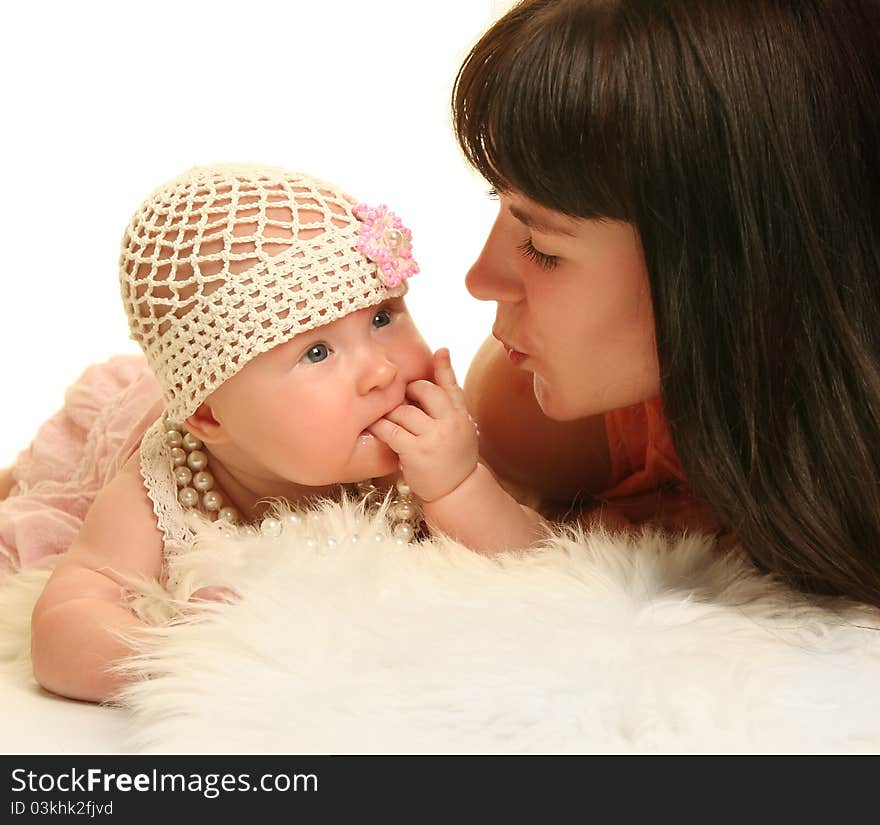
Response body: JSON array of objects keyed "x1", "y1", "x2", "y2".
[{"x1": 454, "y1": 0, "x2": 880, "y2": 604}]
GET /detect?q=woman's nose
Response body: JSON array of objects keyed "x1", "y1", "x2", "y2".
[
  {"x1": 357, "y1": 348, "x2": 398, "y2": 395},
  {"x1": 465, "y1": 219, "x2": 525, "y2": 304}
]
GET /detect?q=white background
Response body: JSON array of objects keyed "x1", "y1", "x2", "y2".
[{"x1": 0, "y1": 0, "x2": 513, "y2": 466}]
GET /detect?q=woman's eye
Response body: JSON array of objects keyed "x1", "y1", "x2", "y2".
[
  {"x1": 302, "y1": 343, "x2": 330, "y2": 364},
  {"x1": 517, "y1": 238, "x2": 558, "y2": 271},
  {"x1": 372, "y1": 308, "x2": 392, "y2": 329}
]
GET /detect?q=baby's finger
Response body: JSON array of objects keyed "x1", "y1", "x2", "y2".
[
  {"x1": 367, "y1": 417, "x2": 417, "y2": 453},
  {"x1": 433, "y1": 349, "x2": 469, "y2": 412},
  {"x1": 406, "y1": 378, "x2": 454, "y2": 418},
  {"x1": 383, "y1": 403, "x2": 433, "y2": 435},
  {"x1": 433, "y1": 348, "x2": 458, "y2": 389}
]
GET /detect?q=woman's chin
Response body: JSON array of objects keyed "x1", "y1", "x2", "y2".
[
  {"x1": 532, "y1": 374, "x2": 592, "y2": 421},
  {"x1": 532, "y1": 373, "x2": 568, "y2": 420}
]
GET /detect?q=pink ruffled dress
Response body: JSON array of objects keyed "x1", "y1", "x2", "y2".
[{"x1": 0, "y1": 355, "x2": 165, "y2": 573}]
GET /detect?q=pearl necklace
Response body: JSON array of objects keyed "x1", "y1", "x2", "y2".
[{"x1": 164, "y1": 419, "x2": 423, "y2": 542}]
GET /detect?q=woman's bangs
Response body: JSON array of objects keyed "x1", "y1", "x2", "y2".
[{"x1": 453, "y1": 3, "x2": 633, "y2": 221}]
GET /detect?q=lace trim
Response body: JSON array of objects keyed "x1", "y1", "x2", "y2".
[{"x1": 139, "y1": 417, "x2": 198, "y2": 571}]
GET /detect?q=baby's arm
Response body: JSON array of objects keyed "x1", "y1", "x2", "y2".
[
  {"x1": 369, "y1": 350, "x2": 547, "y2": 554},
  {"x1": 30, "y1": 456, "x2": 164, "y2": 703},
  {"x1": 418, "y1": 461, "x2": 548, "y2": 554}
]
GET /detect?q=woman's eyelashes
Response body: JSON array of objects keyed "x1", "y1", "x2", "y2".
[
  {"x1": 517, "y1": 238, "x2": 559, "y2": 270},
  {"x1": 485, "y1": 187, "x2": 558, "y2": 269}
]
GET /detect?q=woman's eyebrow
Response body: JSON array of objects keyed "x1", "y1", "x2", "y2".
[{"x1": 508, "y1": 204, "x2": 578, "y2": 237}]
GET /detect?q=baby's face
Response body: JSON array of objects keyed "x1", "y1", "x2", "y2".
[{"x1": 204, "y1": 297, "x2": 433, "y2": 485}]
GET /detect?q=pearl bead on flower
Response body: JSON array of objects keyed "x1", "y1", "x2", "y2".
[{"x1": 352, "y1": 203, "x2": 419, "y2": 288}]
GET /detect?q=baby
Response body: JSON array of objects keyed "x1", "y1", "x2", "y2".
[{"x1": 21, "y1": 164, "x2": 545, "y2": 703}]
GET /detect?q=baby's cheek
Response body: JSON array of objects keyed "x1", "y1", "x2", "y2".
[
  {"x1": 410, "y1": 345, "x2": 435, "y2": 382},
  {"x1": 394, "y1": 325, "x2": 434, "y2": 381},
  {"x1": 302, "y1": 417, "x2": 351, "y2": 461}
]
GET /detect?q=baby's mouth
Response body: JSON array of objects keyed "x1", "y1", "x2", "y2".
[{"x1": 360, "y1": 398, "x2": 408, "y2": 439}]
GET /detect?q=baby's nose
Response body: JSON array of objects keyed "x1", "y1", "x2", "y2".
[{"x1": 357, "y1": 352, "x2": 398, "y2": 394}]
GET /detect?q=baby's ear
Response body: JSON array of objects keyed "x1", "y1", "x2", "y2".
[{"x1": 184, "y1": 403, "x2": 226, "y2": 444}]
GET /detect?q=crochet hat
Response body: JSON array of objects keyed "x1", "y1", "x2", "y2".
[{"x1": 119, "y1": 163, "x2": 419, "y2": 421}]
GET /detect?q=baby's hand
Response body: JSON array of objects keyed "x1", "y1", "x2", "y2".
[{"x1": 368, "y1": 349, "x2": 479, "y2": 503}]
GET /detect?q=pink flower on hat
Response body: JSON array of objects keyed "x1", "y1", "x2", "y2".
[{"x1": 353, "y1": 203, "x2": 419, "y2": 288}]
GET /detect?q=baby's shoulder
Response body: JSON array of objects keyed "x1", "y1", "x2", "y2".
[{"x1": 67, "y1": 446, "x2": 165, "y2": 581}]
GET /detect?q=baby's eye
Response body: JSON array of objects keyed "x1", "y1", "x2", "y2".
[
  {"x1": 302, "y1": 343, "x2": 330, "y2": 364},
  {"x1": 372, "y1": 308, "x2": 392, "y2": 329}
]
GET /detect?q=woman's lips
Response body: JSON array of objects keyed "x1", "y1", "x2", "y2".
[{"x1": 494, "y1": 332, "x2": 529, "y2": 366}]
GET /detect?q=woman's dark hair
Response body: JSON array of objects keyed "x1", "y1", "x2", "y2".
[{"x1": 453, "y1": 0, "x2": 880, "y2": 605}]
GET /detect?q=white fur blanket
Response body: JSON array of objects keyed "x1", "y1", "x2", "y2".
[{"x1": 3, "y1": 497, "x2": 880, "y2": 754}]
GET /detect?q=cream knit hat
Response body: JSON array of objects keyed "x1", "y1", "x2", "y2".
[{"x1": 119, "y1": 163, "x2": 417, "y2": 421}]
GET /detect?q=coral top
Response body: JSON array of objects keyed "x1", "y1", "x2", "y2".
[{"x1": 595, "y1": 396, "x2": 722, "y2": 534}]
